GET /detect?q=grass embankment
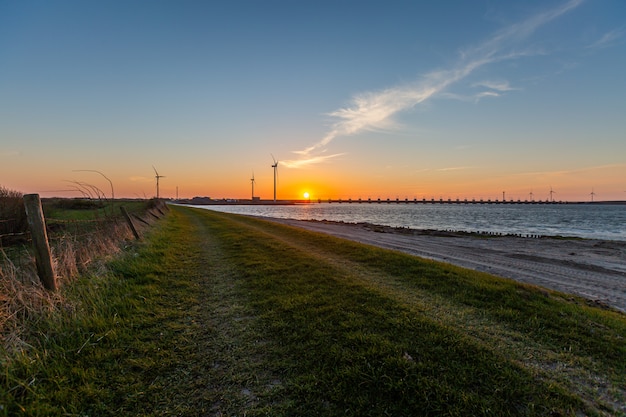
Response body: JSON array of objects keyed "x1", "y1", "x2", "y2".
[
  {"x1": 2, "y1": 206, "x2": 625, "y2": 416},
  {"x1": 0, "y1": 199, "x2": 159, "y2": 355},
  {"x1": 41, "y1": 198, "x2": 148, "y2": 221}
]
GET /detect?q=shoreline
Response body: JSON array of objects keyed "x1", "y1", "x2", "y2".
[
  {"x1": 184, "y1": 203, "x2": 626, "y2": 242},
  {"x1": 179, "y1": 200, "x2": 626, "y2": 206},
  {"x1": 264, "y1": 217, "x2": 626, "y2": 313}
]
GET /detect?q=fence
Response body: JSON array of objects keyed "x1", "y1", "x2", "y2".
[
  {"x1": 0, "y1": 218, "x2": 28, "y2": 246},
  {"x1": 0, "y1": 195, "x2": 168, "y2": 291}
]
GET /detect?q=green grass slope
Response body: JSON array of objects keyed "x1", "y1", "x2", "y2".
[{"x1": 2, "y1": 205, "x2": 624, "y2": 416}]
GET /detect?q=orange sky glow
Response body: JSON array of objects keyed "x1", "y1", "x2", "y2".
[{"x1": 2, "y1": 1, "x2": 625, "y2": 203}]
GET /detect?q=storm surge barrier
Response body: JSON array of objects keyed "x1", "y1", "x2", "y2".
[{"x1": 320, "y1": 197, "x2": 568, "y2": 204}]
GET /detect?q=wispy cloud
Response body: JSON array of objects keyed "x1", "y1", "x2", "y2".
[
  {"x1": 0, "y1": 150, "x2": 21, "y2": 157},
  {"x1": 129, "y1": 176, "x2": 152, "y2": 182},
  {"x1": 440, "y1": 80, "x2": 519, "y2": 102},
  {"x1": 280, "y1": 153, "x2": 345, "y2": 168},
  {"x1": 473, "y1": 80, "x2": 519, "y2": 92},
  {"x1": 514, "y1": 163, "x2": 626, "y2": 178},
  {"x1": 474, "y1": 91, "x2": 501, "y2": 101},
  {"x1": 436, "y1": 166, "x2": 473, "y2": 172},
  {"x1": 472, "y1": 81, "x2": 520, "y2": 101},
  {"x1": 586, "y1": 27, "x2": 625, "y2": 49},
  {"x1": 283, "y1": 0, "x2": 583, "y2": 168}
]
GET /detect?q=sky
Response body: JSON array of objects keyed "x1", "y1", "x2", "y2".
[{"x1": 1, "y1": 0, "x2": 625, "y2": 202}]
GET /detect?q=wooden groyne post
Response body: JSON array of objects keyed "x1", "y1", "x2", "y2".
[{"x1": 23, "y1": 194, "x2": 57, "y2": 290}]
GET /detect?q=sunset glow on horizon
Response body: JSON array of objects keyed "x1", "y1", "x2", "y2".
[{"x1": 1, "y1": 1, "x2": 625, "y2": 202}]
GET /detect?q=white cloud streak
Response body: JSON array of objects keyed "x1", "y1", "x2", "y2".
[
  {"x1": 514, "y1": 163, "x2": 626, "y2": 178},
  {"x1": 440, "y1": 80, "x2": 519, "y2": 102},
  {"x1": 472, "y1": 80, "x2": 518, "y2": 92},
  {"x1": 129, "y1": 176, "x2": 152, "y2": 182},
  {"x1": 587, "y1": 27, "x2": 625, "y2": 49},
  {"x1": 472, "y1": 80, "x2": 520, "y2": 102},
  {"x1": 436, "y1": 166, "x2": 473, "y2": 172},
  {"x1": 280, "y1": 152, "x2": 345, "y2": 168},
  {"x1": 474, "y1": 91, "x2": 501, "y2": 101},
  {"x1": 283, "y1": 0, "x2": 583, "y2": 168}
]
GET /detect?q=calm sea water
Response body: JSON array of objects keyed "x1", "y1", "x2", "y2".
[{"x1": 191, "y1": 203, "x2": 626, "y2": 241}]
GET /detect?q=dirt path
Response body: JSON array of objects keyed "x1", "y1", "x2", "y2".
[{"x1": 265, "y1": 218, "x2": 626, "y2": 312}]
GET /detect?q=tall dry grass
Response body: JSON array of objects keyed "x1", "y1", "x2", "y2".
[
  {"x1": 51, "y1": 220, "x2": 133, "y2": 280},
  {"x1": 0, "y1": 217, "x2": 140, "y2": 354},
  {"x1": 0, "y1": 197, "x2": 165, "y2": 354},
  {"x1": 0, "y1": 186, "x2": 28, "y2": 247},
  {"x1": 0, "y1": 248, "x2": 61, "y2": 353}
]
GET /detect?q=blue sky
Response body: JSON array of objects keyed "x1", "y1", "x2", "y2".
[{"x1": 1, "y1": 0, "x2": 625, "y2": 201}]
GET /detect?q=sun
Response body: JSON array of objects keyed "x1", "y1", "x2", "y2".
[{"x1": 303, "y1": 192, "x2": 310, "y2": 199}]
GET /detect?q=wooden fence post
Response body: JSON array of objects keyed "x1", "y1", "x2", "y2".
[
  {"x1": 23, "y1": 194, "x2": 57, "y2": 290},
  {"x1": 120, "y1": 206, "x2": 141, "y2": 240}
]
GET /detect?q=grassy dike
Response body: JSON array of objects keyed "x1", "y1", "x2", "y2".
[{"x1": 2, "y1": 205, "x2": 625, "y2": 416}]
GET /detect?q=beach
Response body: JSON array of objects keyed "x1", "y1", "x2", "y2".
[{"x1": 267, "y1": 218, "x2": 626, "y2": 313}]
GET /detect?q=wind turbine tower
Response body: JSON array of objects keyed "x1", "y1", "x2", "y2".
[
  {"x1": 549, "y1": 186, "x2": 556, "y2": 202},
  {"x1": 153, "y1": 166, "x2": 165, "y2": 199},
  {"x1": 251, "y1": 172, "x2": 255, "y2": 200},
  {"x1": 590, "y1": 188, "x2": 596, "y2": 202},
  {"x1": 271, "y1": 155, "x2": 279, "y2": 202}
]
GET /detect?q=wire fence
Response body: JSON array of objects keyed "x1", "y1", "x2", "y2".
[
  {"x1": 1, "y1": 195, "x2": 168, "y2": 355},
  {"x1": 1, "y1": 198, "x2": 168, "y2": 287},
  {"x1": 0, "y1": 218, "x2": 29, "y2": 245},
  {"x1": 1, "y1": 215, "x2": 117, "y2": 246}
]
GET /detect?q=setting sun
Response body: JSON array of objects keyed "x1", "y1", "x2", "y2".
[{"x1": 303, "y1": 192, "x2": 310, "y2": 199}]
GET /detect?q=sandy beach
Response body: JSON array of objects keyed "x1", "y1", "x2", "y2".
[{"x1": 267, "y1": 218, "x2": 626, "y2": 313}]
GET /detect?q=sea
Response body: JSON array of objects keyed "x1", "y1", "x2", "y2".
[{"x1": 190, "y1": 202, "x2": 626, "y2": 241}]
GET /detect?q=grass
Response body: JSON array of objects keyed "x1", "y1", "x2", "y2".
[
  {"x1": 0, "y1": 199, "x2": 159, "y2": 358},
  {"x1": 1, "y1": 205, "x2": 625, "y2": 416},
  {"x1": 41, "y1": 198, "x2": 149, "y2": 221}
]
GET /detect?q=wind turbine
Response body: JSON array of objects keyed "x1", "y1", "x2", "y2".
[
  {"x1": 271, "y1": 155, "x2": 279, "y2": 202},
  {"x1": 153, "y1": 166, "x2": 165, "y2": 199},
  {"x1": 549, "y1": 186, "x2": 556, "y2": 202},
  {"x1": 590, "y1": 187, "x2": 596, "y2": 202},
  {"x1": 251, "y1": 171, "x2": 255, "y2": 200},
  {"x1": 529, "y1": 190, "x2": 534, "y2": 202}
]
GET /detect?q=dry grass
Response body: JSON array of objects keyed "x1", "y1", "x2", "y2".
[
  {"x1": 0, "y1": 249, "x2": 61, "y2": 353},
  {"x1": 0, "y1": 197, "x2": 164, "y2": 357},
  {"x1": 52, "y1": 221, "x2": 132, "y2": 280},
  {"x1": 0, "y1": 218, "x2": 142, "y2": 355},
  {"x1": 2, "y1": 206, "x2": 624, "y2": 415}
]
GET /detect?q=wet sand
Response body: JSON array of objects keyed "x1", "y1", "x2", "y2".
[{"x1": 266, "y1": 218, "x2": 626, "y2": 313}]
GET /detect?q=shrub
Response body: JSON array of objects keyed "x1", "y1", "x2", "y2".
[
  {"x1": 51, "y1": 198, "x2": 104, "y2": 210},
  {"x1": 0, "y1": 186, "x2": 27, "y2": 245}
]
